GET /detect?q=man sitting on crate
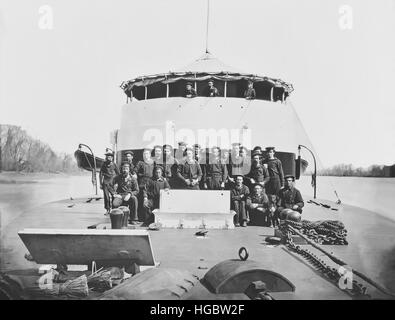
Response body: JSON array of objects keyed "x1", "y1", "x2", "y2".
[
  {"x1": 277, "y1": 175, "x2": 304, "y2": 222},
  {"x1": 246, "y1": 183, "x2": 270, "y2": 227},
  {"x1": 110, "y1": 162, "x2": 140, "y2": 224},
  {"x1": 143, "y1": 165, "x2": 170, "y2": 225},
  {"x1": 231, "y1": 175, "x2": 250, "y2": 227}
]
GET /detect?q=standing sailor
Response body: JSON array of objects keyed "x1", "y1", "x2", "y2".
[
  {"x1": 163, "y1": 144, "x2": 179, "y2": 188},
  {"x1": 136, "y1": 148, "x2": 155, "y2": 219},
  {"x1": 244, "y1": 81, "x2": 256, "y2": 100},
  {"x1": 175, "y1": 141, "x2": 187, "y2": 163},
  {"x1": 231, "y1": 175, "x2": 250, "y2": 227},
  {"x1": 99, "y1": 151, "x2": 119, "y2": 214},
  {"x1": 204, "y1": 146, "x2": 228, "y2": 190},
  {"x1": 143, "y1": 165, "x2": 170, "y2": 225},
  {"x1": 277, "y1": 175, "x2": 304, "y2": 222},
  {"x1": 184, "y1": 82, "x2": 197, "y2": 98},
  {"x1": 263, "y1": 147, "x2": 284, "y2": 196},
  {"x1": 206, "y1": 80, "x2": 220, "y2": 97},
  {"x1": 246, "y1": 150, "x2": 270, "y2": 189},
  {"x1": 136, "y1": 148, "x2": 155, "y2": 188},
  {"x1": 124, "y1": 150, "x2": 137, "y2": 180},
  {"x1": 177, "y1": 147, "x2": 203, "y2": 190},
  {"x1": 152, "y1": 145, "x2": 164, "y2": 166},
  {"x1": 240, "y1": 146, "x2": 251, "y2": 177},
  {"x1": 111, "y1": 162, "x2": 140, "y2": 224},
  {"x1": 193, "y1": 144, "x2": 206, "y2": 189},
  {"x1": 228, "y1": 143, "x2": 244, "y2": 186}
]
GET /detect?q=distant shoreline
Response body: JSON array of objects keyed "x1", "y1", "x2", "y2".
[
  {"x1": 317, "y1": 174, "x2": 394, "y2": 178},
  {"x1": 0, "y1": 171, "x2": 90, "y2": 184}
]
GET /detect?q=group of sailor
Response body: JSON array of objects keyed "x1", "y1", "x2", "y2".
[
  {"x1": 184, "y1": 80, "x2": 256, "y2": 99},
  {"x1": 99, "y1": 143, "x2": 304, "y2": 228}
]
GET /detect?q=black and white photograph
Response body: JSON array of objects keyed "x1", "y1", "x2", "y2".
[{"x1": 1, "y1": 0, "x2": 395, "y2": 308}]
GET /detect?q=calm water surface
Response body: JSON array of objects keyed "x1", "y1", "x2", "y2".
[{"x1": 298, "y1": 175, "x2": 395, "y2": 222}]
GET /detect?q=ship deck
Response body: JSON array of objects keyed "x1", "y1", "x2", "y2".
[{"x1": 1, "y1": 194, "x2": 395, "y2": 300}]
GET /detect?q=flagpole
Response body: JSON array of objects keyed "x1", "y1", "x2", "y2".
[{"x1": 205, "y1": 0, "x2": 210, "y2": 53}]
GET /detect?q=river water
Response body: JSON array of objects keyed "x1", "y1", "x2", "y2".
[
  {"x1": 297, "y1": 175, "x2": 395, "y2": 222},
  {"x1": 0, "y1": 173, "x2": 95, "y2": 229}
]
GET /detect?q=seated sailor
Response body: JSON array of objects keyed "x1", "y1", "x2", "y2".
[
  {"x1": 110, "y1": 162, "x2": 140, "y2": 224},
  {"x1": 244, "y1": 81, "x2": 256, "y2": 100},
  {"x1": 231, "y1": 175, "x2": 250, "y2": 227},
  {"x1": 246, "y1": 183, "x2": 270, "y2": 227},
  {"x1": 206, "y1": 80, "x2": 220, "y2": 97},
  {"x1": 143, "y1": 165, "x2": 170, "y2": 225},
  {"x1": 246, "y1": 150, "x2": 270, "y2": 189},
  {"x1": 277, "y1": 175, "x2": 304, "y2": 222},
  {"x1": 184, "y1": 82, "x2": 197, "y2": 98},
  {"x1": 177, "y1": 147, "x2": 203, "y2": 190},
  {"x1": 204, "y1": 146, "x2": 228, "y2": 190}
]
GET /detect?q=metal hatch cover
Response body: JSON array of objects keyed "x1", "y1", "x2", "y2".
[{"x1": 202, "y1": 259, "x2": 295, "y2": 294}]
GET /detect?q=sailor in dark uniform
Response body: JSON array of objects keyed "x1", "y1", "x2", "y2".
[
  {"x1": 246, "y1": 150, "x2": 270, "y2": 189},
  {"x1": 204, "y1": 146, "x2": 228, "y2": 190},
  {"x1": 184, "y1": 82, "x2": 197, "y2": 98},
  {"x1": 163, "y1": 144, "x2": 179, "y2": 188},
  {"x1": 193, "y1": 143, "x2": 207, "y2": 189},
  {"x1": 228, "y1": 143, "x2": 244, "y2": 186},
  {"x1": 253, "y1": 146, "x2": 263, "y2": 154},
  {"x1": 99, "y1": 151, "x2": 119, "y2": 214},
  {"x1": 143, "y1": 165, "x2": 170, "y2": 225},
  {"x1": 110, "y1": 162, "x2": 140, "y2": 224},
  {"x1": 136, "y1": 148, "x2": 155, "y2": 188},
  {"x1": 174, "y1": 142, "x2": 187, "y2": 188},
  {"x1": 244, "y1": 81, "x2": 256, "y2": 100},
  {"x1": 136, "y1": 148, "x2": 155, "y2": 219},
  {"x1": 206, "y1": 80, "x2": 220, "y2": 97},
  {"x1": 177, "y1": 147, "x2": 203, "y2": 190},
  {"x1": 124, "y1": 150, "x2": 137, "y2": 179},
  {"x1": 246, "y1": 183, "x2": 270, "y2": 226},
  {"x1": 152, "y1": 145, "x2": 164, "y2": 166},
  {"x1": 231, "y1": 175, "x2": 250, "y2": 227},
  {"x1": 175, "y1": 141, "x2": 187, "y2": 163},
  {"x1": 240, "y1": 146, "x2": 251, "y2": 177},
  {"x1": 277, "y1": 175, "x2": 304, "y2": 221},
  {"x1": 263, "y1": 147, "x2": 284, "y2": 196}
]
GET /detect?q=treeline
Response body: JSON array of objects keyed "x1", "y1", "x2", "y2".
[
  {"x1": 318, "y1": 163, "x2": 386, "y2": 177},
  {"x1": 0, "y1": 124, "x2": 78, "y2": 173}
]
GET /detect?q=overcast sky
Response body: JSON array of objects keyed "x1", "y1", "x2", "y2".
[{"x1": 1, "y1": 0, "x2": 394, "y2": 167}]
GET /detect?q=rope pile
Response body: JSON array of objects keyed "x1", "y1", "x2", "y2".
[{"x1": 279, "y1": 219, "x2": 348, "y2": 245}]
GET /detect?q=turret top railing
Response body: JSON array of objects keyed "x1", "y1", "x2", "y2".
[{"x1": 120, "y1": 70, "x2": 293, "y2": 104}]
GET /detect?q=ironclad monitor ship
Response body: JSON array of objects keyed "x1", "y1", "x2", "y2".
[{"x1": 2, "y1": 53, "x2": 395, "y2": 301}]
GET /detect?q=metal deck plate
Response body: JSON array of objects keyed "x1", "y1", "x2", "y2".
[{"x1": 18, "y1": 229, "x2": 156, "y2": 266}]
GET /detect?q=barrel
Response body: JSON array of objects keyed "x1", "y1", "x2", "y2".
[
  {"x1": 110, "y1": 208, "x2": 124, "y2": 229},
  {"x1": 118, "y1": 206, "x2": 130, "y2": 228}
]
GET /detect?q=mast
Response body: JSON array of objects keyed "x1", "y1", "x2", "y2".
[{"x1": 205, "y1": 0, "x2": 210, "y2": 53}]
